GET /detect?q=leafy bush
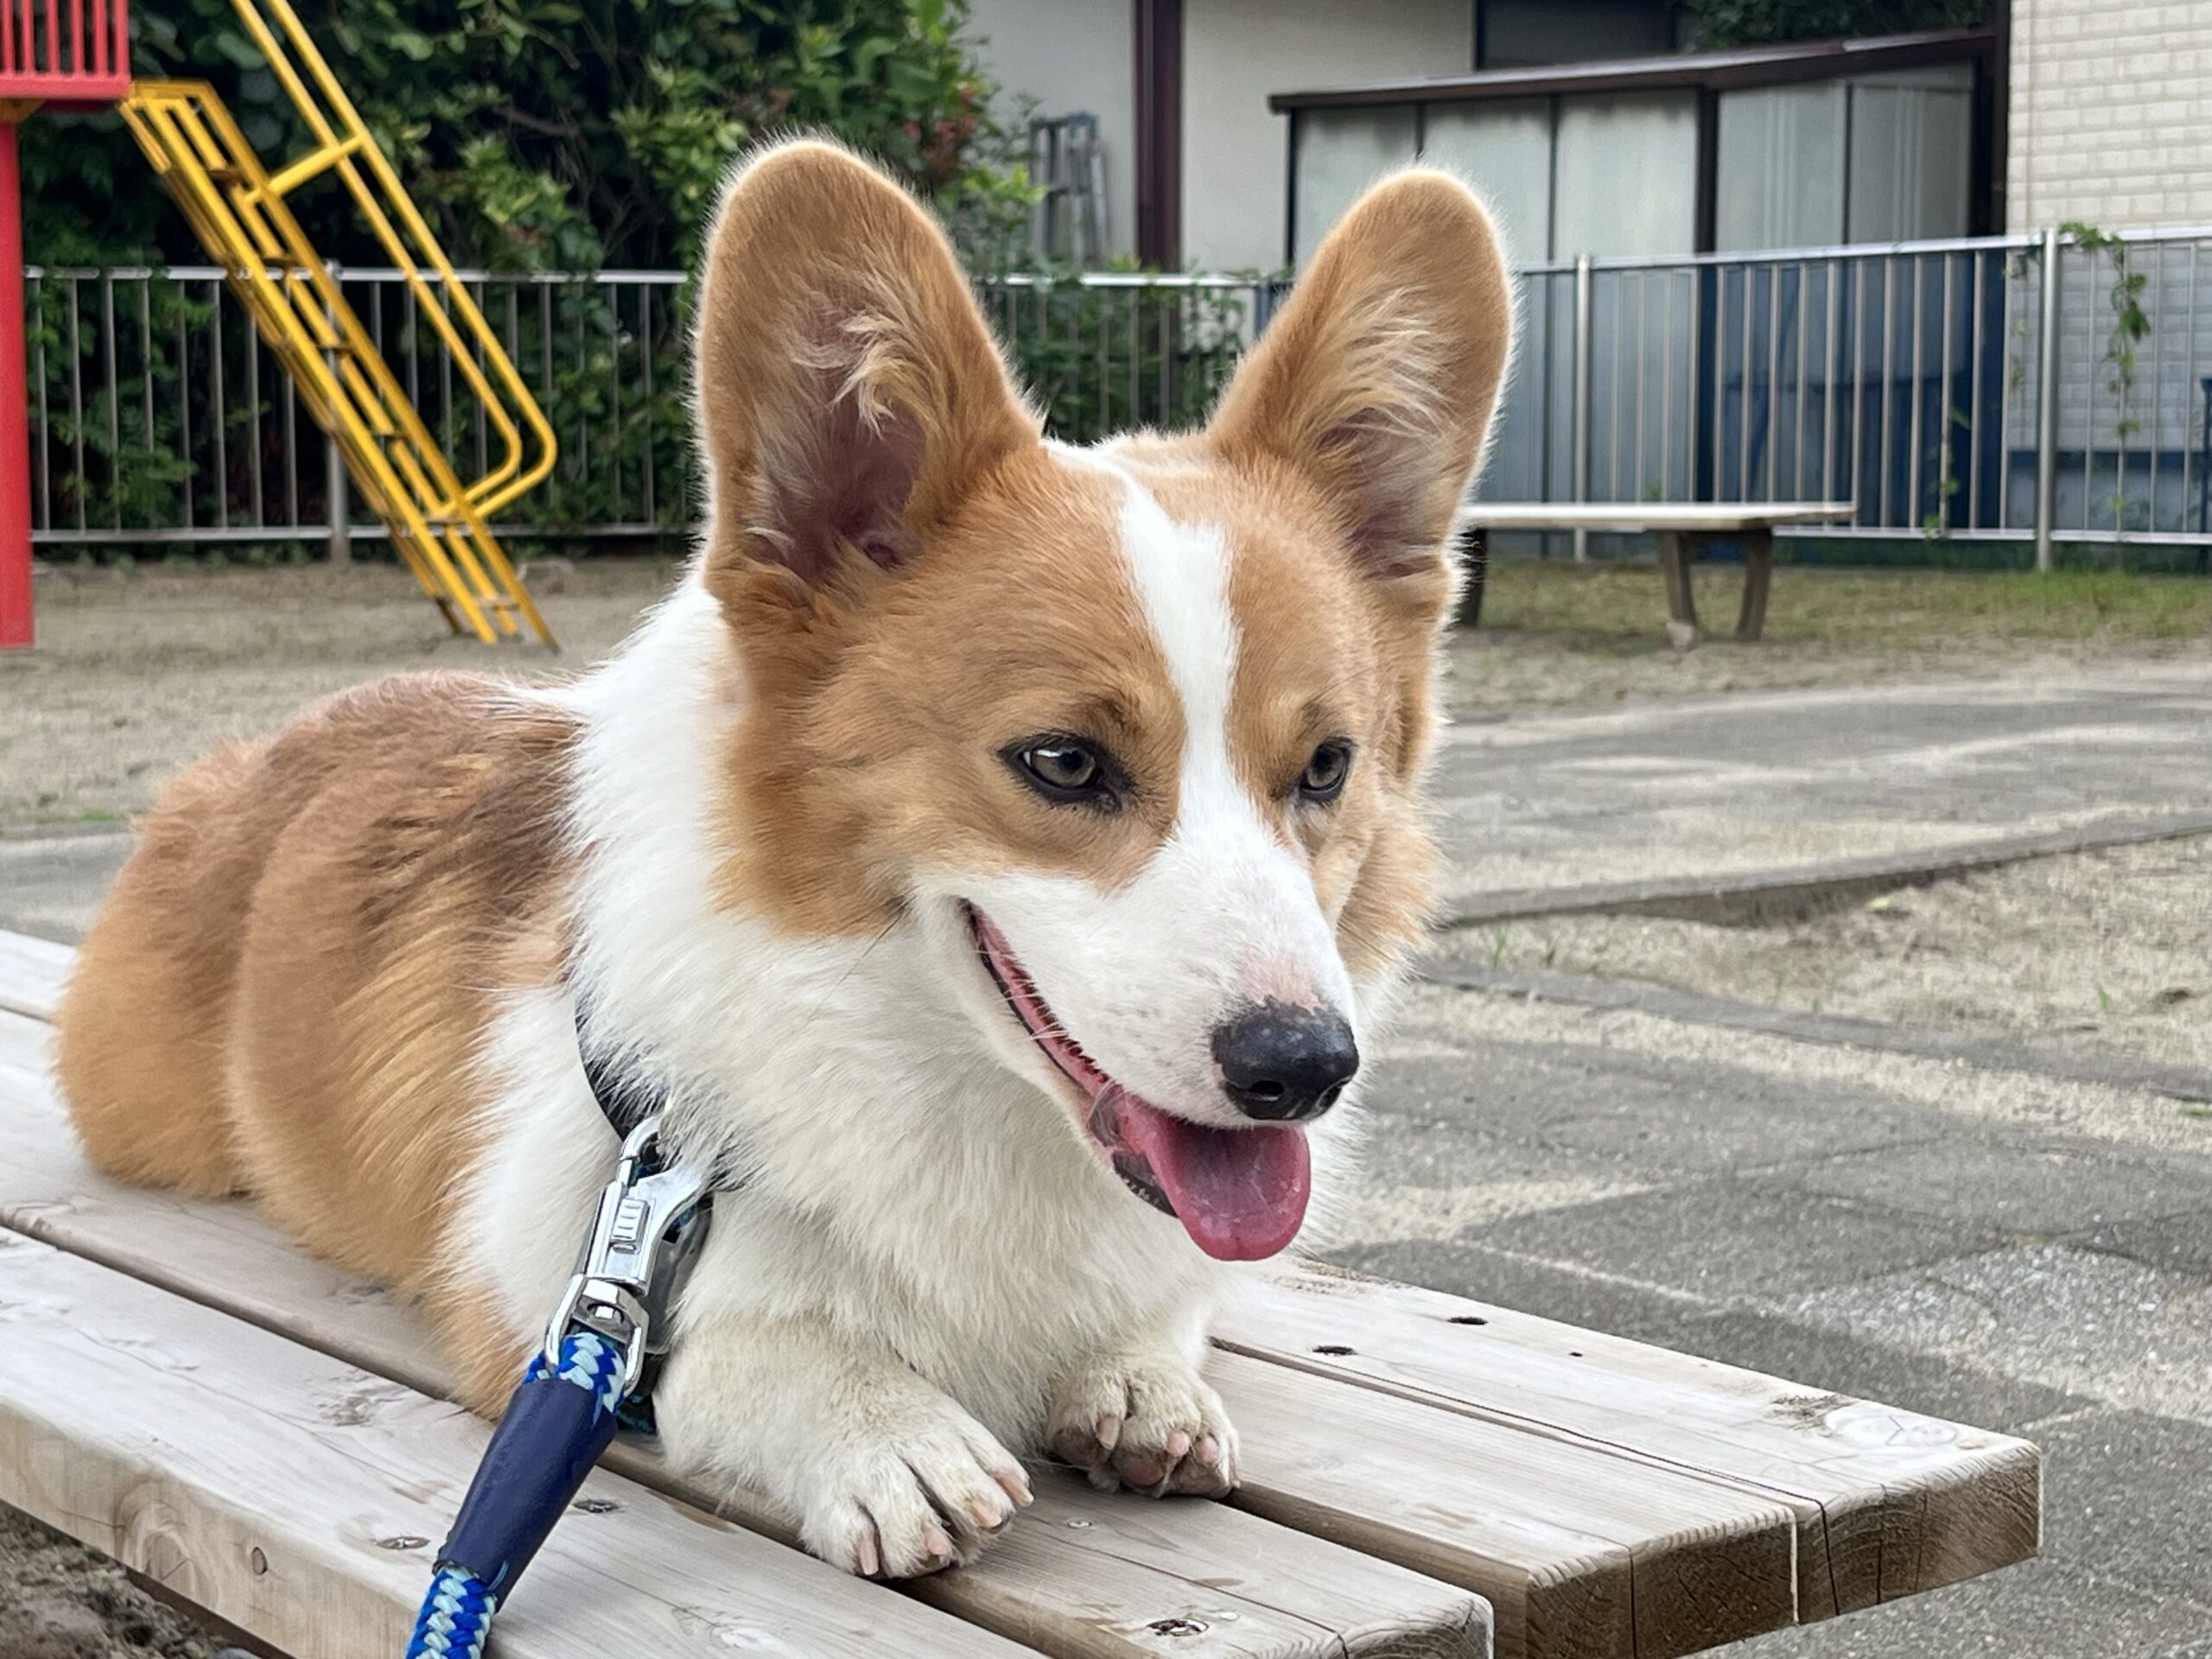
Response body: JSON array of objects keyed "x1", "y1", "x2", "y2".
[
  {"x1": 25, "y1": 0, "x2": 1031, "y2": 271},
  {"x1": 1684, "y1": 0, "x2": 1995, "y2": 48}
]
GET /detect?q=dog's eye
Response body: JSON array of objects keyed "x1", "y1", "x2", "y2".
[
  {"x1": 1297, "y1": 741, "x2": 1352, "y2": 804},
  {"x1": 1009, "y1": 738, "x2": 1114, "y2": 805}
]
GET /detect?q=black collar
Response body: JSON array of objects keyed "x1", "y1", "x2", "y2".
[{"x1": 575, "y1": 995, "x2": 672, "y2": 1141}]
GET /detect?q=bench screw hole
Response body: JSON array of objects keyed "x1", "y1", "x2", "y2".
[
  {"x1": 1149, "y1": 1618, "x2": 1210, "y2": 1637},
  {"x1": 1065, "y1": 1518, "x2": 1093, "y2": 1529},
  {"x1": 1311, "y1": 1344, "x2": 1355, "y2": 1357},
  {"x1": 1569, "y1": 1351, "x2": 1585, "y2": 1358},
  {"x1": 1447, "y1": 1315, "x2": 1489, "y2": 1326},
  {"x1": 572, "y1": 1498, "x2": 620, "y2": 1515},
  {"x1": 376, "y1": 1535, "x2": 429, "y2": 1552},
  {"x1": 249, "y1": 1548, "x2": 269, "y2": 1576}
]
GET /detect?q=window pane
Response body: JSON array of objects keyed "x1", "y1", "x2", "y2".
[
  {"x1": 1553, "y1": 92, "x2": 1697, "y2": 258},
  {"x1": 1716, "y1": 83, "x2": 1847, "y2": 251},
  {"x1": 1293, "y1": 105, "x2": 1421, "y2": 265},
  {"x1": 1847, "y1": 67, "x2": 1974, "y2": 242},
  {"x1": 1420, "y1": 99, "x2": 1554, "y2": 264}
]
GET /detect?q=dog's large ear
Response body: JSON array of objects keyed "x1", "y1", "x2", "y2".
[
  {"x1": 694, "y1": 140, "x2": 1037, "y2": 609},
  {"x1": 1208, "y1": 170, "x2": 1511, "y2": 593}
]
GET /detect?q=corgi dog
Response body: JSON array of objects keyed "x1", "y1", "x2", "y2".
[{"x1": 57, "y1": 139, "x2": 1510, "y2": 1579}]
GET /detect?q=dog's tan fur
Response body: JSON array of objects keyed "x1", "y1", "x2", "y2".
[{"x1": 59, "y1": 675, "x2": 580, "y2": 1405}]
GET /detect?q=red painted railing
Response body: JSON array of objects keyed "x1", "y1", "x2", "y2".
[
  {"x1": 0, "y1": 0, "x2": 131, "y2": 104},
  {"x1": 2, "y1": 2, "x2": 130, "y2": 645}
]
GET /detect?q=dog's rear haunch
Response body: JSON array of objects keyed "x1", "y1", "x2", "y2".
[{"x1": 59, "y1": 139, "x2": 1511, "y2": 1580}]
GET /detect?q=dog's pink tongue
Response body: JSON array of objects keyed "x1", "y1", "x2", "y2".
[{"x1": 1112, "y1": 1090, "x2": 1311, "y2": 1261}]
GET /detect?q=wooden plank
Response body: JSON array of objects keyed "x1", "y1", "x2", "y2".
[
  {"x1": 0, "y1": 1011, "x2": 1491, "y2": 1659},
  {"x1": 0, "y1": 925, "x2": 69, "y2": 1020},
  {"x1": 1216, "y1": 1264, "x2": 2042, "y2": 1624},
  {"x1": 1459, "y1": 503, "x2": 1853, "y2": 533},
  {"x1": 1657, "y1": 531, "x2": 1700, "y2": 641},
  {"x1": 1222, "y1": 1353, "x2": 1796, "y2": 1659},
  {"x1": 0, "y1": 1228, "x2": 1038, "y2": 1659},
  {"x1": 1734, "y1": 528, "x2": 1774, "y2": 640}
]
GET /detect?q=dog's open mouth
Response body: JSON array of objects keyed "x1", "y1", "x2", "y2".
[{"x1": 965, "y1": 904, "x2": 1310, "y2": 1262}]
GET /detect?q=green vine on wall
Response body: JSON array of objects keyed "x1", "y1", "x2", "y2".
[
  {"x1": 2061, "y1": 222, "x2": 2152, "y2": 444},
  {"x1": 2061, "y1": 222, "x2": 2155, "y2": 532}
]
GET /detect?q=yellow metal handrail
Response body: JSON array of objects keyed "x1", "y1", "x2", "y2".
[
  {"x1": 116, "y1": 0, "x2": 559, "y2": 645},
  {"x1": 226, "y1": 0, "x2": 555, "y2": 517}
]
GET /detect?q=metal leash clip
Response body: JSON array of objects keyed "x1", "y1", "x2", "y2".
[{"x1": 542, "y1": 1113, "x2": 715, "y2": 1398}]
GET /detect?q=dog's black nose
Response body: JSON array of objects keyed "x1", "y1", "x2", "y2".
[{"x1": 1212, "y1": 1001, "x2": 1359, "y2": 1122}]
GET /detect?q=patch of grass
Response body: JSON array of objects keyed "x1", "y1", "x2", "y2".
[{"x1": 1478, "y1": 563, "x2": 2212, "y2": 651}]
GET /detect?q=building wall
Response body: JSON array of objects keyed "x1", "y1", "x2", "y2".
[
  {"x1": 1182, "y1": 0, "x2": 1472, "y2": 270},
  {"x1": 2009, "y1": 0, "x2": 2212, "y2": 229},
  {"x1": 966, "y1": 0, "x2": 1137, "y2": 257}
]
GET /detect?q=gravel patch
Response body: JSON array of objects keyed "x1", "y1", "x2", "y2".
[{"x1": 1465, "y1": 836, "x2": 2212, "y2": 1071}]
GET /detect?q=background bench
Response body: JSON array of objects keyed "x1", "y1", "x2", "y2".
[
  {"x1": 0, "y1": 929, "x2": 2040, "y2": 1659},
  {"x1": 1459, "y1": 504, "x2": 1857, "y2": 644}
]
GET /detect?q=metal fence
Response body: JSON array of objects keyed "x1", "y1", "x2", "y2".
[
  {"x1": 24, "y1": 264, "x2": 1286, "y2": 554},
  {"x1": 29, "y1": 231, "x2": 2212, "y2": 565},
  {"x1": 1490, "y1": 226, "x2": 2212, "y2": 566}
]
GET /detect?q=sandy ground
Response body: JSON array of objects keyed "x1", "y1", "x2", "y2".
[
  {"x1": 0, "y1": 1509, "x2": 226, "y2": 1659},
  {"x1": 1475, "y1": 835, "x2": 2212, "y2": 1071},
  {"x1": 8, "y1": 558, "x2": 2208, "y2": 832}
]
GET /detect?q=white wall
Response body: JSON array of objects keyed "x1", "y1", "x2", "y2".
[
  {"x1": 966, "y1": 0, "x2": 1137, "y2": 257},
  {"x1": 1182, "y1": 0, "x2": 1472, "y2": 271},
  {"x1": 2010, "y1": 0, "x2": 2212, "y2": 230}
]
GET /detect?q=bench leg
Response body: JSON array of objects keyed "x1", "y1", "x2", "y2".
[
  {"x1": 1456, "y1": 524, "x2": 1488, "y2": 627},
  {"x1": 1736, "y1": 528, "x2": 1774, "y2": 641},
  {"x1": 1659, "y1": 531, "x2": 1700, "y2": 647}
]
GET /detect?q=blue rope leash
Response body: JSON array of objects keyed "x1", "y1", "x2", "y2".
[
  {"x1": 403, "y1": 1332, "x2": 626, "y2": 1658},
  {"x1": 404, "y1": 1565, "x2": 498, "y2": 1659}
]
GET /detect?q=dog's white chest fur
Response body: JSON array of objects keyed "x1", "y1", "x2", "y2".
[{"x1": 458, "y1": 582, "x2": 1246, "y2": 1453}]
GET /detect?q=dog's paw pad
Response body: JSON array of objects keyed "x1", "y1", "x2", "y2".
[
  {"x1": 1047, "y1": 1356, "x2": 1239, "y2": 1499},
  {"x1": 798, "y1": 1403, "x2": 1033, "y2": 1579}
]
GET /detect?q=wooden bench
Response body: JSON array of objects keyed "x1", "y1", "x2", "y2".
[
  {"x1": 1457, "y1": 504, "x2": 1856, "y2": 644},
  {"x1": 0, "y1": 929, "x2": 2040, "y2": 1659}
]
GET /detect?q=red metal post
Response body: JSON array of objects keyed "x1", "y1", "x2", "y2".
[{"x1": 0, "y1": 117, "x2": 29, "y2": 649}]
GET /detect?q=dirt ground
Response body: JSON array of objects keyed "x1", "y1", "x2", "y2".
[
  {"x1": 0, "y1": 1509, "x2": 226, "y2": 1659},
  {"x1": 1474, "y1": 834, "x2": 2212, "y2": 1071},
  {"x1": 8, "y1": 556, "x2": 2210, "y2": 832}
]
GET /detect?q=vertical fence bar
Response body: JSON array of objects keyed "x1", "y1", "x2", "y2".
[
  {"x1": 1907, "y1": 256, "x2": 1924, "y2": 530},
  {"x1": 2035, "y1": 226, "x2": 2062, "y2": 571},
  {"x1": 2186, "y1": 244, "x2": 2200, "y2": 533},
  {"x1": 1792, "y1": 261, "x2": 1808, "y2": 500},
  {"x1": 175, "y1": 283, "x2": 192, "y2": 530},
  {"x1": 30, "y1": 271, "x2": 48, "y2": 534},
  {"x1": 325, "y1": 262, "x2": 350, "y2": 563},
  {"x1": 1968, "y1": 251, "x2": 1986, "y2": 531},
  {"x1": 1633, "y1": 270, "x2": 1648, "y2": 497},
  {"x1": 66, "y1": 277, "x2": 84, "y2": 531},
  {"x1": 1823, "y1": 260, "x2": 1839, "y2": 509},
  {"x1": 1572, "y1": 254, "x2": 1592, "y2": 560},
  {"x1": 1659, "y1": 269, "x2": 1674, "y2": 497},
  {"x1": 1606, "y1": 270, "x2": 1622, "y2": 500},
  {"x1": 209, "y1": 278, "x2": 227, "y2": 529},
  {"x1": 1738, "y1": 268, "x2": 1753, "y2": 499}
]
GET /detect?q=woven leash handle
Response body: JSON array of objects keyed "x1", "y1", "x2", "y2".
[{"x1": 403, "y1": 1332, "x2": 626, "y2": 1657}]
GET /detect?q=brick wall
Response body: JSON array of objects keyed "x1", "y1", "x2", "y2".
[{"x1": 2010, "y1": 0, "x2": 2212, "y2": 230}]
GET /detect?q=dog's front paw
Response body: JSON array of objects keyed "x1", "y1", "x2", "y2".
[
  {"x1": 797, "y1": 1395, "x2": 1034, "y2": 1580},
  {"x1": 1047, "y1": 1352, "x2": 1239, "y2": 1498}
]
